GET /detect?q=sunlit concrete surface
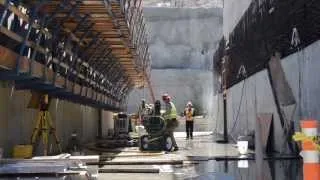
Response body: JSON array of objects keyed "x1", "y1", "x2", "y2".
[
  {"x1": 176, "y1": 136, "x2": 242, "y2": 158},
  {"x1": 174, "y1": 131, "x2": 213, "y2": 138}
]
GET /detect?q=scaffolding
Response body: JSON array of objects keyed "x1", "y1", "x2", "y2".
[{"x1": 0, "y1": 0, "x2": 152, "y2": 110}]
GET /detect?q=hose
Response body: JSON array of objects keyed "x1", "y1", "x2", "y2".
[{"x1": 229, "y1": 79, "x2": 246, "y2": 140}]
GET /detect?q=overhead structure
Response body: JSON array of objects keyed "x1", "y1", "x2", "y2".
[{"x1": 0, "y1": 0, "x2": 152, "y2": 110}]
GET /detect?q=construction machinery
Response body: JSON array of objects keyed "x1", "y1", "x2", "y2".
[
  {"x1": 139, "y1": 100, "x2": 174, "y2": 151},
  {"x1": 114, "y1": 113, "x2": 129, "y2": 137}
]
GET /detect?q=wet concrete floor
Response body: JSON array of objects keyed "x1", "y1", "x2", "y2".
[{"x1": 98, "y1": 134, "x2": 303, "y2": 180}]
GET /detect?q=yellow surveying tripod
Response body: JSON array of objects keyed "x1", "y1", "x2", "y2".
[{"x1": 30, "y1": 94, "x2": 62, "y2": 156}]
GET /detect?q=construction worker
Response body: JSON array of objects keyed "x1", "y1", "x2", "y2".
[
  {"x1": 162, "y1": 93, "x2": 179, "y2": 151},
  {"x1": 184, "y1": 101, "x2": 195, "y2": 139}
]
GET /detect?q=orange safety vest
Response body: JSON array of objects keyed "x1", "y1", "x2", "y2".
[{"x1": 185, "y1": 108, "x2": 194, "y2": 121}]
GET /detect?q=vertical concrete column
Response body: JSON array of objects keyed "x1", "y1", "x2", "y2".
[{"x1": 101, "y1": 110, "x2": 114, "y2": 137}]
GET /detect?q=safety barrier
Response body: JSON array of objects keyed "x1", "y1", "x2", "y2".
[{"x1": 293, "y1": 120, "x2": 320, "y2": 180}]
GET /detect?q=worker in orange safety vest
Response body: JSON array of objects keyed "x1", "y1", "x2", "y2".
[{"x1": 184, "y1": 101, "x2": 195, "y2": 139}]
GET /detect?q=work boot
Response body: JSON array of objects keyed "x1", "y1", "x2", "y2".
[{"x1": 173, "y1": 147, "x2": 179, "y2": 151}]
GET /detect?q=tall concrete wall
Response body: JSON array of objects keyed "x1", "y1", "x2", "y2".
[
  {"x1": 281, "y1": 40, "x2": 320, "y2": 124},
  {"x1": 128, "y1": 69, "x2": 214, "y2": 113},
  {"x1": 127, "y1": 7, "x2": 222, "y2": 123},
  {"x1": 143, "y1": 0, "x2": 223, "y2": 8},
  {"x1": 144, "y1": 7, "x2": 222, "y2": 70},
  {"x1": 222, "y1": 69, "x2": 284, "y2": 151},
  {"x1": 215, "y1": 41, "x2": 320, "y2": 152},
  {"x1": 0, "y1": 86, "x2": 99, "y2": 157},
  {"x1": 220, "y1": 0, "x2": 320, "y2": 152}
]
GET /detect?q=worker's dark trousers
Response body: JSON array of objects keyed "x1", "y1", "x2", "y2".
[
  {"x1": 167, "y1": 118, "x2": 179, "y2": 148},
  {"x1": 186, "y1": 121, "x2": 194, "y2": 139}
]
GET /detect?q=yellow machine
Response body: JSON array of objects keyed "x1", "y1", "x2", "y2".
[{"x1": 30, "y1": 93, "x2": 62, "y2": 156}]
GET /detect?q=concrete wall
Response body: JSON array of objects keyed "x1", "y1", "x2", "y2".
[
  {"x1": 223, "y1": 0, "x2": 252, "y2": 37},
  {"x1": 220, "y1": 0, "x2": 320, "y2": 152},
  {"x1": 128, "y1": 69, "x2": 214, "y2": 114},
  {"x1": 144, "y1": 7, "x2": 222, "y2": 70},
  {"x1": 143, "y1": 0, "x2": 223, "y2": 8},
  {"x1": 224, "y1": 69, "x2": 284, "y2": 151},
  {"x1": 216, "y1": 41, "x2": 320, "y2": 152},
  {"x1": 281, "y1": 40, "x2": 320, "y2": 124},
  {"x1": 101, "y1": 110, "x2": 114, "y2": 137},
  {"x1": 0, "y1": 86, "x2": 99, "y2": 157},
  {"x1": 128, "y1": 7, "x2": 222, "y2": 123}
]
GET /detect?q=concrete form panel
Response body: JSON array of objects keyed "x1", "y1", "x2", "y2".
[{"x1": 268, "y1": 56, "x2": 296, "y2": 106}]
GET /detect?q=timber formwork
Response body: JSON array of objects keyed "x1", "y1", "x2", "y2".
[{"x1": 0, "y1": 0, "x2": 151, "y2": 110}]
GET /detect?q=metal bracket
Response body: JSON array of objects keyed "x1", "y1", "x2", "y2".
[{"x1": 15, "y1": 1, "x2": 45, "y2": 74}]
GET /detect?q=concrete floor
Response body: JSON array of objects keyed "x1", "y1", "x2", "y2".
[
  {"x1": 97, "y1": 134, "x2": 303, "y2": 180},
  {"x1": 0, "y1": 133, "x2": 302, "y2": 180}
]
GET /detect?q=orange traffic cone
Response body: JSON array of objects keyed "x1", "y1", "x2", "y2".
[{"x1": 300, "y1": 120, "x2": 320, "y2": 180}]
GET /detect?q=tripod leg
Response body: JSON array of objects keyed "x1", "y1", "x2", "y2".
[
  {"x1": 53, "y1": 133, "x2": 62, "y2": 153},
  {"x1": 42, "y1": 111, "x2": 49, "y2": 156},
  {"x1": 31, "y1": 112, "x2": 42, "y2": 144},
  {"x1": 47, "y1": 112, "x2": 62, "y2": 153}
]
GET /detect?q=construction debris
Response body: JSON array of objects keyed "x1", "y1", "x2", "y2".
[{"x1": 0, "y1": 154, "x2": 99, "y2": 179}]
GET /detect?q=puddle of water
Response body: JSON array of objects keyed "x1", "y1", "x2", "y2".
[
  {"x1": 173, "y1": 159, "x2": 303, "y2": 180},
  {"x1": 187, "y1": 173, "x2": 235, "y2": 180}
]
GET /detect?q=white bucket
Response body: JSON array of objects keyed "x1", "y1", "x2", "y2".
[{"x1": 237, "y1": 141, "x2": 248, "y2": 155}]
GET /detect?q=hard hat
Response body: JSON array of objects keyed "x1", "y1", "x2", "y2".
[
  {"x1": 162, "y1": 93, "x2": 169, "y2": 100},
  {"x1": 162, "y1": 93, "x2": 169, "y2": 97},
  {"x1": 187, "y1": 101, "x2": 192, "y2": 107}
]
